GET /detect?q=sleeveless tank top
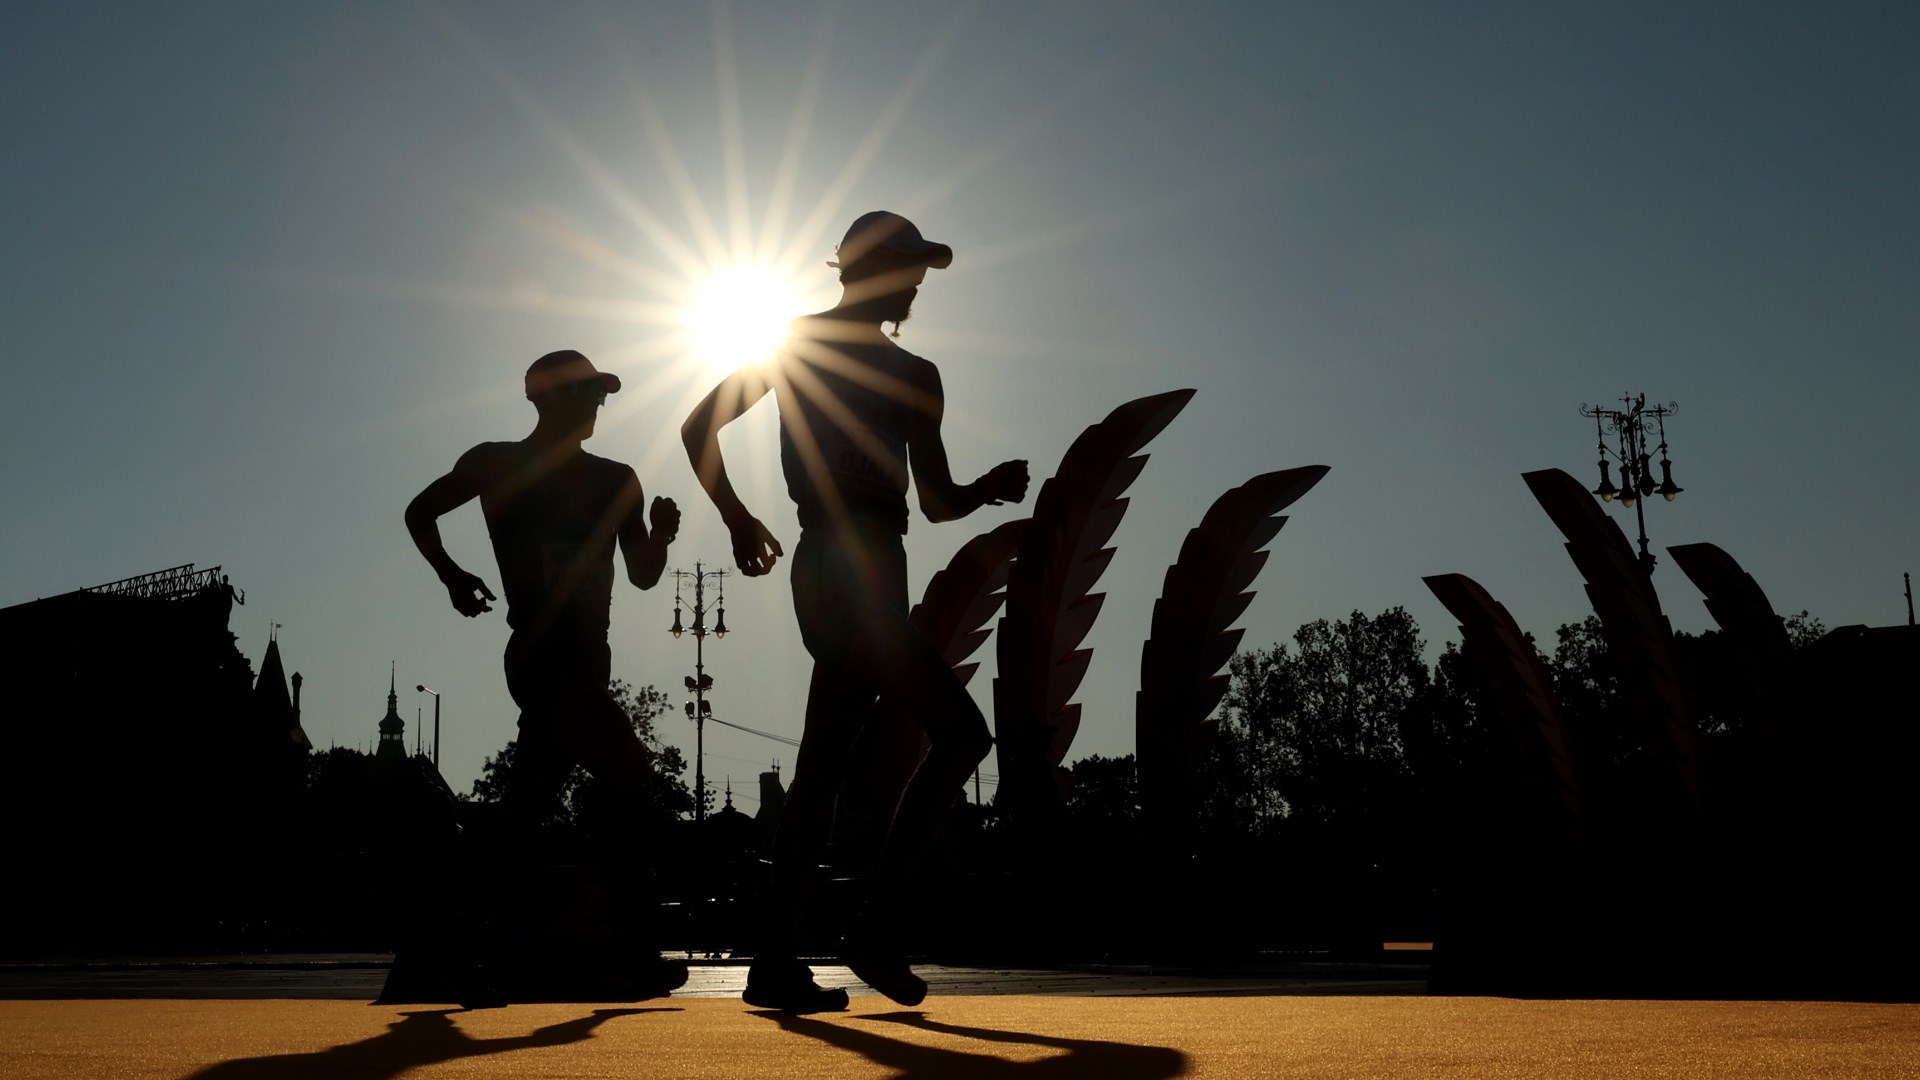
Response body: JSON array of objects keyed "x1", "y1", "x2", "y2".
[{"x1": 775, "y1": 327, "x2": 918, "y2": 534}]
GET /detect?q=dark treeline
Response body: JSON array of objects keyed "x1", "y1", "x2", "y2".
[
  {"x1": 465, "y1": 681, "x2": 699, "y2": 838},
  {"x1": 3, "y1": 594, "x2": 1866, "y2": 966},
  {"x1": 1030, "y1": 607, "x2": 1830, "y2": 960},
  {"x1": 293, "y1": 680, "x2": 701, "y2": 954}
]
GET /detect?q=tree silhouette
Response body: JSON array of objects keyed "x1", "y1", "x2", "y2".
[
  {"x1": 1063, "y1": 753, "x2": 1140, "y2": 829},
  {"x1": 468, "y1": 680, "x2": 694, "y2": 831},
  {"x1": 1201, "y1": 608, "x2": 1430, "y2": 838},
  {"x1": 1184, "y1": 608, "x2": 1436, "y2": 944}
]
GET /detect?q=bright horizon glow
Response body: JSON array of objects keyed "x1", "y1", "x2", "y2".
[{"x1": 683, "y1": 264, "x2": 806, "y2": 375}]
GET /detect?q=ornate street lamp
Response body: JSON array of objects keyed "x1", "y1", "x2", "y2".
[
  {"x1": 1579, "y1": 393, "x2": 1682, "y2": 575},
  {"x1": 669, "y1": 562, "x2": 731, "y2": 822}
]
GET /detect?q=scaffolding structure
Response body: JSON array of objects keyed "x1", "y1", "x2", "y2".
[{"x1": 81, "y1": 563, "x2": 224, "y2": 602}]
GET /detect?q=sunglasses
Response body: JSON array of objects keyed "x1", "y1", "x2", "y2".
[{"x1": 560, "y1": 383, "x2": 608, "y2": 406}]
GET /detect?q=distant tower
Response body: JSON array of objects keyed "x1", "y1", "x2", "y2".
[
  {"x1": 376, "y1": 662, "x2": 407, "y2": 762},
  {"x1": 253, "y1": 632, "x2": 312, "y2": 752},
  {"x1": 754, "y1": 765, "x2": 787, "y2": 849}
]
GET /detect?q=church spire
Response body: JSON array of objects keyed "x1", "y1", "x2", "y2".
[{"x1": 377, "y1": 661, "x2": 406, "y2": 761}]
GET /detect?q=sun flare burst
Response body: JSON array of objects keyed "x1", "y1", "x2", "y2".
[
  {"x1": 683, "y1": 264, "x2": 806, "y2": 375},
  {"x1": 422, "y1": 0, "x2": 1085, "y2": 509}
]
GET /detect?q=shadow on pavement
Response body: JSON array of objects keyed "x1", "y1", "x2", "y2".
[
  {"x1": 754, "y1": 1007, "x2": 1189, "y2": 1079},
  {"x1": 179, "y1": 1005, "x2": 673, "y2": 1080}
]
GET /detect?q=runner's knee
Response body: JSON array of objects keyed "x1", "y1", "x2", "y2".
[{"x1": 929, "y1": 709, "x2": 992, "y2": 766}]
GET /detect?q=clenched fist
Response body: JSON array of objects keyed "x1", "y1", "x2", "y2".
[
  {"x1": 649, "y1": 496, "x2": 680, "y2": 544},
  {"x1": 978, "y1": 459, "x2": 1030, "y2": 505}
]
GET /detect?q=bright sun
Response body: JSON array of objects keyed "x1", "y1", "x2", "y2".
[{"x1": 684, "y1": 264, "x2": 805, "y2": 374}]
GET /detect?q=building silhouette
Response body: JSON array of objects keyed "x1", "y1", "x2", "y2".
[
  {"x1": 0, "y1": 564, "x2": 311, "y2": 954},
  {"x1": 754, "y1": 767, "x2": 787, "y2": 851},
  {"x1": 252, "y1": 630, "x2": 311, "y2": 755}
]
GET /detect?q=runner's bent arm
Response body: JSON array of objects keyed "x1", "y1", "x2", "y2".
[
  {"x1": 907, "y1": 361, "x2": 1030, "y2": 523},
  {"x1": 405, "y1": 445, "x2": 498, "y2": 617},
  {"x1": 616, "y1": 466, "x2": 677, "y2": 590},
  {"x1": 682, "y1": 365, "x2": 784, "y2": 575}
]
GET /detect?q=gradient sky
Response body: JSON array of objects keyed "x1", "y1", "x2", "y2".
[{"x1": 5, "y1": 2, "x2": 1915, "y2": 807}]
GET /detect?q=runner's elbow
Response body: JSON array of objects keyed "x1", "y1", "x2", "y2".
[
  {"x1": 680, "y1": 411, "x2": 714, "y2": 452},
  {"x1": 918, "y1": 489, "x2": 961, "y2": 522},
  {"x1": 920, "y1": 495, "x2": 966, "y2": 523},
  {"x1": 403, "y1": 497, "x2": 433, "y2": 533}
]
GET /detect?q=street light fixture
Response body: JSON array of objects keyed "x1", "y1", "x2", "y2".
[
  {"x1": 669, "y1": 561, "x2": 731, "y2": 822},
  {"x1": 1579, "y1": 393, "x2": 1682, "y2": 575},
  {"x1": 415, "y1": 684, "x2": 441, "y2": 768}
]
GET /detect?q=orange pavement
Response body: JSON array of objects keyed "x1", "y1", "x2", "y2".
[{"x1": 4, "y1": 996, "x2": 1918, "y2": 1079}]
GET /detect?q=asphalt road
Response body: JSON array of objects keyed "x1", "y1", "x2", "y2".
[
  {"x1": 6, "y1": 956, "x2": 1915, "y2": 1077},
  {"x1": 0, "y1": 955, "x2": 1428, "y2": 1000},
  {"x1": 6, "y1": 996, "x2": 1918, "y2": 1079}
]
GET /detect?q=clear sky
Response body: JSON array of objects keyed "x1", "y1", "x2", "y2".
[{"x1": 5, "y1": 2, "x2": 1915, "y2": 807}]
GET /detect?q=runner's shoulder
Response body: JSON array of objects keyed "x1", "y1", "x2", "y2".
[
  {"x1": 453, "y1": 440, "x2": 521, "y2": 476},
  {"x1": 581, "y1": 450, "x2": 641, "y2": 486},
  {"x1": 579, "y1": 448, "x2": 634, "y2": 469},
  {"x1": 901, "y1": 350, "x2": 941, "y2": 391}
]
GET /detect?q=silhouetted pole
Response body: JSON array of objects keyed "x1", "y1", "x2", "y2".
[
  {"x1": 670, "y1": 561, "x2": 730, "y2": 823},
  {"x1": 416, "y1": 684, "x2": 441, "y2": 768},
  {"x1": 1580, "y1": 394, "x2": 1682, "y2": 575},
  {"x1": 1906, "y1": 572, "x2": 1914, "y2": 627}
]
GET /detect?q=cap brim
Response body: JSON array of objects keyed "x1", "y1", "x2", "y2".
[
  {"x1": 827, "y1": 239, "x2": 953, "y2": 271},
  {"x1": 898, "y1": 240, "x2": 953, "y2": 269},
  {"x1": 589, "y1": 372, "x2": 622, "y2": 393}
]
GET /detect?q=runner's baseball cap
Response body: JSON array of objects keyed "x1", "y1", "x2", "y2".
[
  {"x1": 524, "y1": 349, "x2": 622, "y2": 399},
  {"x1": 828, "y1": 211, "x2": 953, "y2": 270}
]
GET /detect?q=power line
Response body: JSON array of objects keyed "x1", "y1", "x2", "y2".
[
  {"x1": 697, "y1": 715, "x2": 1003, "y2": 784},
  {"x1": 706, "y1": 715, "x2": 802, "y2": 748},
  {"x1": 705, "y1": 750, "x2": 782, "y2": 769}
]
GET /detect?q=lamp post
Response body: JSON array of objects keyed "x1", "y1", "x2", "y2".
[
  {"x1": 415, "y1": 684, "x2": 441, "y2": 768},
  {"x1": 670, "y1": 561, "x2": 731, "y2": 822},
  {"x1": 1579, "y1": 393, "x2": 1683, "y2": 576}
]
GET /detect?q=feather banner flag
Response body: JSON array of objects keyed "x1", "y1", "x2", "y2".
[
  {"x1": 1523, "y1": 468, "x2": 1704, "y2": 812},
  {"x1": 993, "y1": 389, "x2": 1195, "y2": 826},
  {"x1": 1136, "y1": 466, "x2": 1328, "y2": 836},
  {"x1": 832, "y1": 520, "x2": 1026, "y2": 861}
]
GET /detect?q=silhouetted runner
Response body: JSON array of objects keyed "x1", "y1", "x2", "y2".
[
  {"x1": 683, "y1": 212, "x2": 1029, "y2": 1012},
  {"x1": 406, "y1": 349, "x2": 686, "y2": 1000}
]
